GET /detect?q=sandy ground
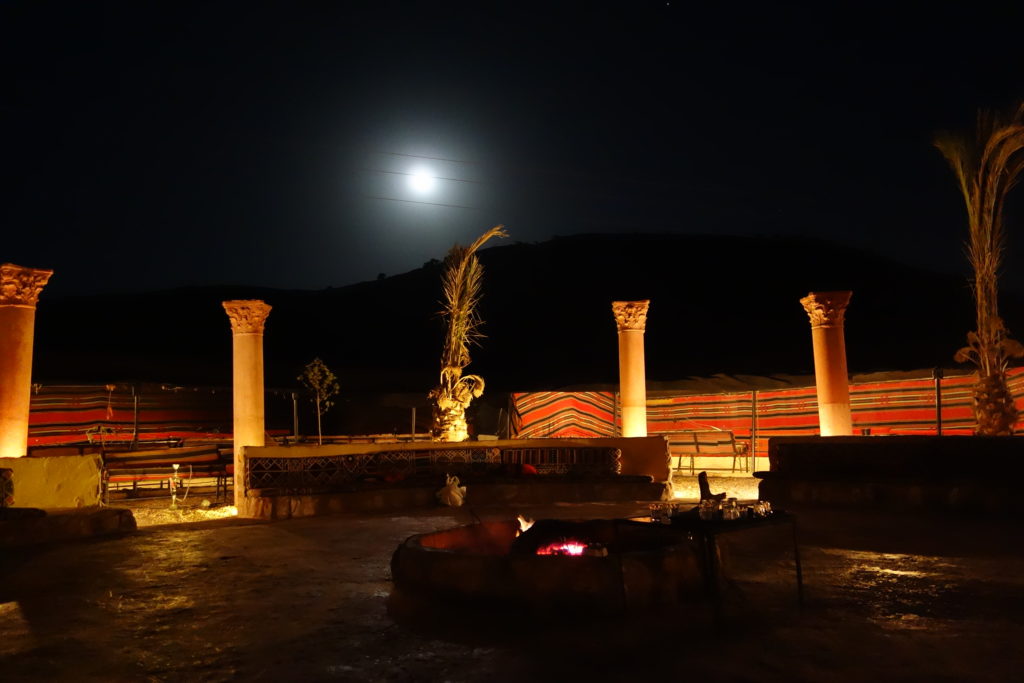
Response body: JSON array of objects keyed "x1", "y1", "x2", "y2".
[{"x1": 2, "y1": 486, "x2": 1023, "y2": 682}]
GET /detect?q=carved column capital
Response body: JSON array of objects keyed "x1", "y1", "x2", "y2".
[
  {"x1": 223, "y1": 300, "x2": 272, "y2": 335},
  {"x1": 800, "y1": 291, "x2": 851, "y2": 329},
  {"x1": 612, "y1": 300, "x2": 650, "y2": 332},
  {"x1": 0, "y1": 263, "x2": 53, "y2": 308}
]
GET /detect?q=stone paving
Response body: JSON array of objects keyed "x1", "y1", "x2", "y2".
[{"x1": 2, "y1": 495, "x2": 1024, "y2": 682}]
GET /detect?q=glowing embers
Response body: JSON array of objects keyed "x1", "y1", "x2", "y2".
[
  {"x1": 516, "y1": 520, "x2": 608, "y2": 556},
  {"x1": 536, "y1": 539, "x2": 586, "y2": 556},
  {"x1": 535, "y1": 539, "x2": 608, "y2": 557}
]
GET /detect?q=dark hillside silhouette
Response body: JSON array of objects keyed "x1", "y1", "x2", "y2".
[{"x1": 32, "y1": 234, "x2": 1007, "y2": 395}]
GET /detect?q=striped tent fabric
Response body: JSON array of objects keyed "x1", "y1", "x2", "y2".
[
  {"x1": 752, "y1": 386, "x2": 817, "y2": 443},
  {"x1": 849, "y1": 376, "x2": 976, "y2": 435},
  {"x1": 28, "y1": 383, "x2": 233, "y2": 450},
  {"x1": 512, "y1": 367, "x2": 1024, "y2": 462},
  {"x1": 740, "y1": 376, "x2": 978, "y2": 457},
  {"x1": 510, "y1": 391, "x2": 616, "y2": 438},
  {"x1": 647, "y1": 391, "x2": 756, "y2": 436}
]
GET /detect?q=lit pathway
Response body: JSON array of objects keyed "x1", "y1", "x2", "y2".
[{"x1": 670, "y1": 474, "x2": 761, "y2": 501}]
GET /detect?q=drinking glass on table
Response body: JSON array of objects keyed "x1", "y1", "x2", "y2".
[{"x1": 649, "y1": 502, "x2": 662, "y2": 523}]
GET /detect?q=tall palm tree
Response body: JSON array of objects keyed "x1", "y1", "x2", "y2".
[
  {"x1": 935, "y1": 103, "x2": 1024, "y2": 435},
  {"x1": 429, "y1": 225, "x2": 508, "y2": 441}
]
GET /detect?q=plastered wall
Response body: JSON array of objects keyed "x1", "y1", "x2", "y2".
[{"x1": 2, "y1": 454, "x2": 102, "y2": 508}]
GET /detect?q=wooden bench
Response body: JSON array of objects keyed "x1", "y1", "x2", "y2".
[
  {"x1": 668, "y1": 431, "x2": 749, "y2": 475},
  {"x1": 102, "y1": 445, "x2": 232, "y2": 501}
]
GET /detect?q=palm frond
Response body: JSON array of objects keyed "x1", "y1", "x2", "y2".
[
  {"x1": 935, "y1": 103, "x2": 1024, "y2": 433},
  {"x1": 437, "y1": 225, "x2": 508, "y2": 373}
]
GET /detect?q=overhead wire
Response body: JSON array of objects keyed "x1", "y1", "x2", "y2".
[
  {"x1": 386, "y1": 152, "x2": 479, "y2": 164},
  {"x1": 362, "y1": 195, "x2": 479, "y2": 210}
]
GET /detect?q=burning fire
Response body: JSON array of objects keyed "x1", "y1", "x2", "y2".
[
  {"x1": 535, "y1": 540, "x2": 588, "y2": 556},
  {"x1": 515, "y1": 514, "x2": 607, "y2": 556}
]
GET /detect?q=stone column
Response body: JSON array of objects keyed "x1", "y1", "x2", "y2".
[
  {"x1": 800, "y1": 291, "x2": 853, "y2": 436},
  {"x1": 612, "y1": 300, "x2": 650, "y2": 438},
  {"x1": 0, "y1": 264, "x2": 53, "y2": 459},
  {"x1": 223, "y1": 300, "x2": 272, "y2": 508}
]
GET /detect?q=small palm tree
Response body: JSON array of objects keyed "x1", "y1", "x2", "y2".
[
  {"x1": 429, "y1": 225, "x2": 508, "y2": 441},
  {"x1": 298, "y1": 357, "x2": 340, "y2": 445},
  {"x1": 935, "y1": 103, "x2": 1024, "y2": 435}
]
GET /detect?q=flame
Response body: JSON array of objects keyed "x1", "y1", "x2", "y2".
[
  {"x1": 536, "y1": 540, "x2": 588, "y2": 556},
  {"x1": 516, "y1": 514, "x2": 534, "y2": 537}
]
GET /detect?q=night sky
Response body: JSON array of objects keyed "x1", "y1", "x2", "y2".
[{"x1": 5, "y1": 1, "x2": 1024, "y2": 297}]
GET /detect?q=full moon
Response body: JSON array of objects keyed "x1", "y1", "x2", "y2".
[{"x1": 408, "y1": 169, "x2": 435, "y2": 194}]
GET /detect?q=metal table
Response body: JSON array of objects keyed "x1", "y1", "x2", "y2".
[{"x1": 667, "y1": 511, "x2": 804, "y2": 615}]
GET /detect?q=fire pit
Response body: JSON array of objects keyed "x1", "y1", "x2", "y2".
[{"x1": 390, "y1": 518, "x2": 704, "y2": 613}]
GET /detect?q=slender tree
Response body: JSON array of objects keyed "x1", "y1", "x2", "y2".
[
  {"x1": 429, "y1": 225, "x2": 508, "y2": 441},
  {"x1": 298, "y1": 357, "x2": 340, "y2": 444},
  {"x1": 935, "y1": 103, "x2": 1024, "y2": 435}
]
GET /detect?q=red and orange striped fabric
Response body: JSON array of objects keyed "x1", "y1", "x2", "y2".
[
  {"x1": 510, "y1": 391, "x2": 616, "y2": 438},
  {"x1": 28, "y1": 384, "x2": 232, "y2": 449},
  {"x1": 512, "y1": 368, "x2": 1024, "y2": 459}
]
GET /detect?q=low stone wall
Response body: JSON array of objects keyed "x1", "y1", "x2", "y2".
[
  {"x1": 243, "y1": 477, "x2": 669, "y2": 520},
  {"x1": 757, "y1": 436, "x2": 1024, "y2": 513},
  {"x1": 239, "y1": 437, "x2": 672, "y2": 520},
  {"x1": 0, "y1": 454, "x2": 103, "y2": 508},
  {"x1": 246, "y1": 436, "x2": 671, "y2": 481},
  {"x1": 0, "y1": 506, "x2": 136, "y2": 547}
]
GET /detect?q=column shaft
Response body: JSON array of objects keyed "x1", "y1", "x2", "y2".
[
  {"x1": 223, "y1": 300, "x2": 272, "y2": 509},
  {"x1": 613, "y1": 300, "x2": 650, "y2": 438},
  {"x1": 618, "y1": 330, "x2": 647, "y2": 437},
  {"x1": 801, "y1": 291, "x2": 853, "y2": 436},
  {"x1": 0, "y1": 264, "x2": 52, "y2": 458}
]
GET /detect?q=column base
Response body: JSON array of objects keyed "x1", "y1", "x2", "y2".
[
  {"x1": 620, "y1": 406, "x2": 648, "y2": 438},
  {"x1": 818, "y1": 402, "x2": 853, "y2": 436}
]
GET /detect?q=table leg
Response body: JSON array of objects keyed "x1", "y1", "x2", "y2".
[
  {"x1": 791, "y1": 520, "x2": 804, "y2": 608},
  {"x1": 703, "y1": 533, "x2": 723, "y2": 620}
]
